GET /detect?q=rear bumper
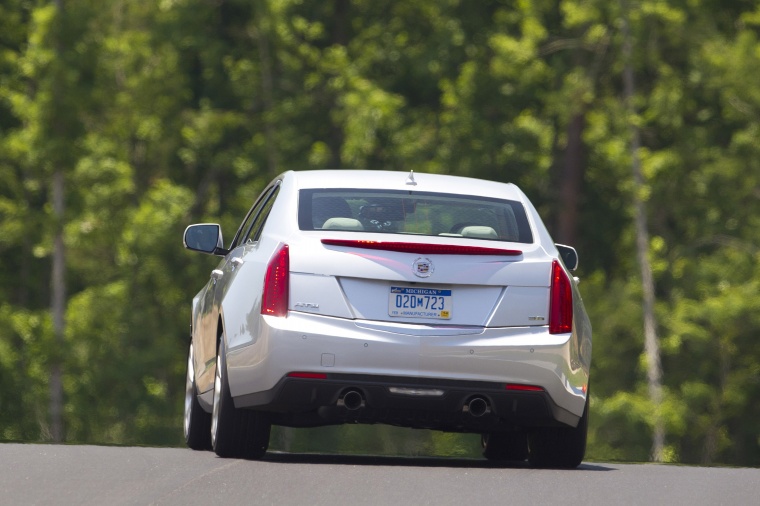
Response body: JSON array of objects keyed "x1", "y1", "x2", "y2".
[
  {"x1": 233, "y1": 372, "x2": 580, "y2": 432},
  {"x1": 225, "y1": 311, "x2": 588, "y2": 431}
]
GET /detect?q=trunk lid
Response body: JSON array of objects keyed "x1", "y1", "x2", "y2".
[{"x1": 288, "y1": 235, "x2": 552, "y2": 328}]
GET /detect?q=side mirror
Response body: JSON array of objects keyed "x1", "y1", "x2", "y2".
[
  {"x1": 184, "y1": 224, "x2": 227, "y2": 256},
  {"x1": 555, "y1": 244, "x2": 578, "y2": 271}
]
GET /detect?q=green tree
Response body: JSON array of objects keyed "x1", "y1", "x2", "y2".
[{"x1": 1, "y1": 0, "x2": 760, "y2": 466}]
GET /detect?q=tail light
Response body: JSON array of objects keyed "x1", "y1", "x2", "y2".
[
  {"x1": 549, "y1": 259, "x2": 573, "y2": 334},
  {"x1": 261, "y1": 244, "x2": 289, "y2": 317}
]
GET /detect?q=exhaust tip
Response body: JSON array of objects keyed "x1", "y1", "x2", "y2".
[
  {"x1": 464, "y1": 397, "x2": 490, "y2": 417},
  {"x1": 339, "y1": 390, "x2": 365, "y2": 411}
]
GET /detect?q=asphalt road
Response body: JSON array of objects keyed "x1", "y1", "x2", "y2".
[{"x1": 1, "y1": 443, "x2": 758, "y2": 505}]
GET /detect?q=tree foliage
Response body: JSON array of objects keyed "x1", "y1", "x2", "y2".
[{"x1": 1, "y1": 0, "x2": 759, "y2": 466}]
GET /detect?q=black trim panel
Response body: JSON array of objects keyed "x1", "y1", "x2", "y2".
[{"x1": 232, "y1": 373, "x2": 580, "y2": 433}]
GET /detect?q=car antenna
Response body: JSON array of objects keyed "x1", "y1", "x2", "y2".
[{"x1": 405, "y1": 170, "x2": 417, "y2": 186}]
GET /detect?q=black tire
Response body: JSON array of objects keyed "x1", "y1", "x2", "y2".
[
  {"x1": 482, "y1": 431, "x2": 529, "y2": 462},
  {"x1": 527, "y1": 396, "x2": 589, "y2": 469},
  {"x1": 184, "y1": 342, "x2": 212, "y2": 450},
  {"x1": 211, "y1": 338, "x2": 271, "y2": 459}
]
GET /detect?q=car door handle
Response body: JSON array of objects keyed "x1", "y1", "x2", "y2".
[
  {"x1": 231, "y1": 258, "x2": 244, "y2": 267},
  {"x1": 211, "y1": 269, "x2": 224, "y2": 280}
]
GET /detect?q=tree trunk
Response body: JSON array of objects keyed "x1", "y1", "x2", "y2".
[
  {"x1": 49, "y1": 0, "x2": 66, "y2": 443},
  {"x1": 621, "y1": 0, "x2": 665, "y2": 462},
  {"x1": 333, "y1": 0, "x2": 349, "y2": 46},
  {"x1": 327, "y1": 0, "x2": 350, "y2": 169},
  {"x1": 556, "y1": 112, "x2": 585, "y2": 246},
  {"x1": 50, "y1": 170, "x2": 65, "y2": 443},
  {"x1": 253, "y1": 2, "x2": 279, "y2": 177}
]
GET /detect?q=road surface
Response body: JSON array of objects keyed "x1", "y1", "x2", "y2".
[{"x1": 1, "y1": 443, "x2": 757, "y2": 505}]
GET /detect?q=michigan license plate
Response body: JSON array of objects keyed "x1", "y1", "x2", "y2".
[{"x1": 389, "y1": 286, "x2": 452, "y2": 319}]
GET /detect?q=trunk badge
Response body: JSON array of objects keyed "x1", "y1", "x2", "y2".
[{"x1": 412, "y1": 257, "x2": 434, "y2": 278}]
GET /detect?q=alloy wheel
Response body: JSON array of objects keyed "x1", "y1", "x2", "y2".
[
  {"x1": 183, "y1": 344, "x2": 195, "y2": 440},
  {"x1": 211, "y1": 353, "x2": 222, "y2": 448}
]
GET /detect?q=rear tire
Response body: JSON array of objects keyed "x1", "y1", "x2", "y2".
[
  {"x1": 184, "y1": 342, "x2": 212, "y2": 450},
  {"x1": 482, "y1": 431, "x2": 529, "y2": 462},
  {"x1": 527, "y1": 396, "x2": 588, "y2": 469},
  {"x1": 211, "y1": 338, "x2": 271, "y2": 459}
]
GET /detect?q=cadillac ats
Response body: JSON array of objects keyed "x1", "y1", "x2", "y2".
[{"x1": 182, "y1": 170, "x2": 592, "y2": 468}]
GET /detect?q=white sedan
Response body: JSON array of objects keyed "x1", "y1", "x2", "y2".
[{"x1": 182, "y1": 170, "x2": 592, "y2": 468}]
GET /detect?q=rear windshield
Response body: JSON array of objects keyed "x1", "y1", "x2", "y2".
[{"x1": 298, "y1": 189, "x2": 533, "y2": 244}]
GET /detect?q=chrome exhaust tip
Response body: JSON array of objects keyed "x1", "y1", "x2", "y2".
[
  {"x1": 464, "y1": 397, "x2": 490, "y2": 417},
  {"x1": 338, "y1": 390, "x2": 365, "y2": 410}
]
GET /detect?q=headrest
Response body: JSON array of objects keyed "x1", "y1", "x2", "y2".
[
  {"x1": 460, "y1": 226, "x2": 498, "y2": 239},
  {"x1": 322, "y1": 218, "x2": 364, "y2": 231}
]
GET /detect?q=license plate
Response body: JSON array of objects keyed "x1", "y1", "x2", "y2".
[{"x1": 389, "y1": 286, "x2": 452, "y2": 319}]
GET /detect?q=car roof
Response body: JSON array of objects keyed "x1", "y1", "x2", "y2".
[{"x1": 285, "y1": 170, "x2": 525, "y2": 202}]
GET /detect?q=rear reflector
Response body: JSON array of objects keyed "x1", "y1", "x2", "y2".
[
  {"x1": 506, "y1": 383, "x2": 544, "y2": 392},
  {"x1": 261, "y1": 244, "x2": 289, "y2": 317},
  {"x1": 287, "y1": 372, "x2": 328, "y2": 379},
  {"x1": 549, "y1": 259, "x2": 573, "y2": 334},
  {"x1": 321, "y1": 239, "x2": 522, "y2": 256}
]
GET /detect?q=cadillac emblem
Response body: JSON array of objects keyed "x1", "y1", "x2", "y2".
[{"x1": 412, "y1": 257, "x2": 434, "y2": 278}]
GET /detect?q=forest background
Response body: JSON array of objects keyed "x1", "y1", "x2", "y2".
[{"x1": 1, "y1": 0, "x2": 759, "y2": 466}]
